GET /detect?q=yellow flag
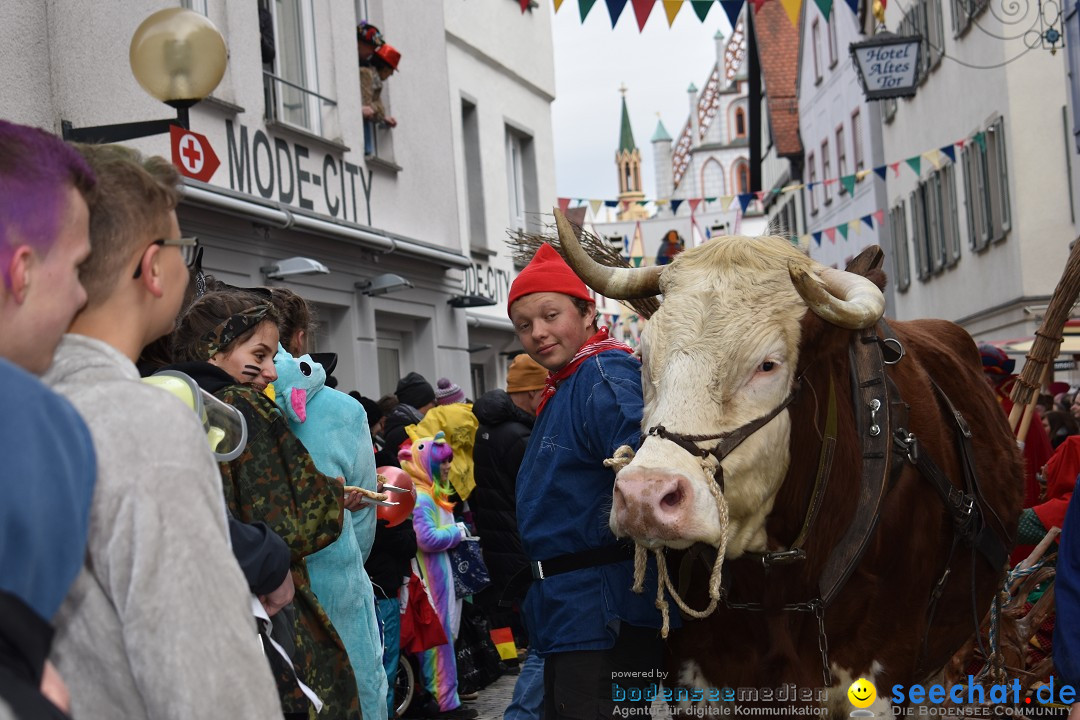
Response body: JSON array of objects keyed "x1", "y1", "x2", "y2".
[
  {"x1": 655, "y1": 197, "x2": 669, "y2": 206},
  {"x1": 662, "y1": 0, "x2": 682, "y2": 25},
  {"x1": 855, "y1": 169, "x2": 871, "y2": 181},
  {"x1": 554, "y1": 0, "x2": 565, "y2": 10},
  {"x1": 589, "y1": 199, "x2": 603, "y2": 216},
  {"x1": 923, "y1": 150, "x2": 942, "y2": 170},
  {"x1": 781, "y1": 183, "x2": 805, "y2": 193},
  {"x1": 850, "y1": 217, "x2": 862, "y2": 233},
  {"x1": 780, "y1": 0, "x2": 802, "y2": 27},
  {"x1": 720, "y1": 195, "x2": 735, "y2": 211}
]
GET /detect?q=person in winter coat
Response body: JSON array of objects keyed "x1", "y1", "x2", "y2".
[
  {"x1": 470, "y1": 354, "x2": 546, "y2": 634},
  {"x1": 376, "y1": 372, "x2": 436, "y2": 468},
  {"x1": 400, "y1": 433, "x2": 477, "y2": 720},
  {"x1": 42, "y1": 143, "x2": 283, "y2": 720},
  {"x1": 170, "y1": 289, "x2": 366, "y2": 720},
  {"x1": 366, "y1": 517, "x2": 417, "y2": 717}
]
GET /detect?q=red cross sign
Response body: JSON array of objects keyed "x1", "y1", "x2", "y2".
[{"x1": 170, "y1": 125, "x2": 220, "y2": 183}]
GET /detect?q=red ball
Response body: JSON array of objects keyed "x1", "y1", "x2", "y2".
[{"x1": 376, "y1": 465, "x2": 417, "y2": 527}]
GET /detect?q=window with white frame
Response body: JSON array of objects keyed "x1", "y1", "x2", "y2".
[
  {"x1": 827, "y1": 9, "x2": 839, "y2": 68},
  {"x1": 836, "y1": 124, "x2": 847, "y2": 194},
  {"x1": 812, "y1": 19, "x2": 822, "y2": 83},
  {"x1": 890, "y1": 202, "x2": 911, "y2": 291},
  {"x1": 181, "y1": 0, "x2": 208, "y2": 14},
  {"x1": 462, "y1": 99, "x2": 487, "y2": 247},
  {"x1": 852, "y1": 109, "x2": 864, "y2": 171},
  {"x1": 268, "y1": 0, "x2": 324, "y2": 135},
  {"x1": 807, "y1": 152, "x2": 818, "y2": 215},
  {"x1": 961, "y1": 117, "x2": 1011, "y2": 251},
  {"x1": 898, "y1": 0, "x2": 944, "y2": 83},
  {"x1": 506, "y1": 127, "x2": 538, "y2": 233},
  {"x1": 821, "y1": 139, "x2": 832, "y2": 204},
  {"x1": 911, "y1": 163, "x2": 961, "y2": 280},
  {"x1": 952, "y1": 0, "x2": 989, "y2": 35}
]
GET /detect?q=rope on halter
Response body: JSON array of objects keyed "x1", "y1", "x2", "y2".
[{"x1": 608, "y1": 447, "x2": 730, "y2": 638}]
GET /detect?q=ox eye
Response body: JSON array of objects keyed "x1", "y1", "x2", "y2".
[{"x1": 760, "y1": 361, "x2": 777, "y2": 372}]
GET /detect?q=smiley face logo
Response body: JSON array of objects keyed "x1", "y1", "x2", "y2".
[{"x1": 848, "y1": 678, "x2": 876, "y2": 708}]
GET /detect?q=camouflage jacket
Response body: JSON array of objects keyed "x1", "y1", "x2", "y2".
[{"x1": 216, "y1": 384, "x2": 360, "y2": 720}]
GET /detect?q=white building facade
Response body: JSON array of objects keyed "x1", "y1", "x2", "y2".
[
  {"x1": 796, "y1": 0, "x2": 891, "y2": 309},
  {"x1": 0, "y1": 0, "x2": 556, "y2": 398},
  {"x1": 880, "y1": 0, "x2": 1072, "y2": 347}
]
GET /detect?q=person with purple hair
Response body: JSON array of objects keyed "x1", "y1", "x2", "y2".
[{"x1": 0, "y1": 119, "x2": 97, "y2": 719}]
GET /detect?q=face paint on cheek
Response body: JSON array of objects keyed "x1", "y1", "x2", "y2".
[{"x1": 241, "y1": 364, "x2": 260, "y2": 378}]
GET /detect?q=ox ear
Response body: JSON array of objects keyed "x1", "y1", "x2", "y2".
[{"x1": 844, "y1": 245, "x2": 888, "y2": 291}]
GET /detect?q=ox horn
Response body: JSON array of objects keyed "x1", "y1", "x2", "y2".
[
  {"x1": 788, "y1": 262, "x2": 885, "y2": 330},
  {"x1": 554, "y1": 208, "x2": 663, "y2": 300}
]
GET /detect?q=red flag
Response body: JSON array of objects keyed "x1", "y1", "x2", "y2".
[
  {"x1": 825, "y1": 227, "x2": 837, "y2": 244},
  {"x1": 889, "y1": 162, "x2": 900, "y2": 178},
  {"x1": 557, "y1": 197, "x2": 572, "y2": 213},
  {"x1": 749, "y1": 0, "x2": 768, "y2": 12},
  {"x1": 631, "y1": 0, "x2": 656, "y2": 29},
  {"x1": 520, "y1": 0, "x2": 530, "y2": 12},
  {"x1": 873, "y1": 209, "x2": 885, "y2": 224},
  {"x1": 688, "y1": 198, "x2": 702, "y2": 213}
]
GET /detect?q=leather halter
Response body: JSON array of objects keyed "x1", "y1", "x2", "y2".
[{"x1": 644, "y1": 384, "x2": 802, "y2": 494}]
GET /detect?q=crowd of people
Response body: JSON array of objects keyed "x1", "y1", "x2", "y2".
[{"x1": 0, "y1": 110, "x2": 677, "y2": 720}]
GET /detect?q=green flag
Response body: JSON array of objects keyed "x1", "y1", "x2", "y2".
[
  {"x1": 690, "y1": 0, "x2": 714, "y2": 20},
  {"x1": 840, "y1": 174, "x2": 856, "y2": 196},
  {"x1": 814, "y1": 0, "x2": 833, "y2": 18},
  {"x1": 905, "y1": 156, "x2": 921, "y2": 176},
  {"x1": 580, "y1": 0, "x2": 598, "y2": 21},
  {"x1": 838, "y1": 223, "x2": 849, "y2": 240}
]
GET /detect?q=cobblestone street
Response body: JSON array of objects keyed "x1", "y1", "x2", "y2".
[{"x1": 465, "y1": 673, "x2": 517, "y2": 720}]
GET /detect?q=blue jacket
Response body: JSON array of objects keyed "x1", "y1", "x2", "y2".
[
  {"x1": 517, "y1": 350, "x2": 675, "y2": 655},
  {"x1": 1054, "y1": 476, "x2": 1080, "y2": 688}
]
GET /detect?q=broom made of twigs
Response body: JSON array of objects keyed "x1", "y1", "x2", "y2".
[
  {"x1": 1008, "y1": 238, "x2": 1080, "y2": 435},
  {"x1": 507, "y1": 219, "x2": 662, "y2": 319}
]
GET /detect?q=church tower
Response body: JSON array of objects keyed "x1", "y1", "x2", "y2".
[{"x1": 615, "y1": 86, "x2": 649, "y2": 221}]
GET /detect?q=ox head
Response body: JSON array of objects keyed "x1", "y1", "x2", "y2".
[{"x1": 554, "y1": 211, "x2": 885, "y2": 557}]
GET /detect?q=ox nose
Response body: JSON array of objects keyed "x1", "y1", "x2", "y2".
[{"x1": 612, "y1": 469, "x2": 694, "y2": 540}]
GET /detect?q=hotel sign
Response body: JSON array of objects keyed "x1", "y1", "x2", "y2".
[{"x1": 849, "y1": 32, "x2": 922, "y2": 100}]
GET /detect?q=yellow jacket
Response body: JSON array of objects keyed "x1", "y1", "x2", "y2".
[{"x1": 406, "y1": 403, "x2": 478, "y2": 500}]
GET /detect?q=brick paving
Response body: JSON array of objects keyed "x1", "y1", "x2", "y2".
[{"x1": 467, "y1": 672, "x2": 518, "y2": 720}]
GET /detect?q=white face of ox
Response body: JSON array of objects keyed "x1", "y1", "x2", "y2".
[{"x1": 609, "y1": 237, "x2": 813, "y2": 557}]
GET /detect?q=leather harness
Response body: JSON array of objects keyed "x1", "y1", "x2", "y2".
[{"x1": 650, "y1": 319, "x2": 1010, "y2": 687}]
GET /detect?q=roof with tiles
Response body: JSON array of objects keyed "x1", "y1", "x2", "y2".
[{"x1": 750, "y1": 0, "x2": 803, "y2": 158}]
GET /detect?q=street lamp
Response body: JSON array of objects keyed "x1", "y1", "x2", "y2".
[
  {"x1": 849, "y1": 31, "x2": 923, "y2": 100},
  {"x1": 62, "y1": 8, "x2": 227, "y2": 143}
]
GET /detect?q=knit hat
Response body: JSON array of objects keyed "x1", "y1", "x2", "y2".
[
  {"x1": 507, "y1": 243, "x2": 593, "y2": 316},
  {"x1": 978, "y1": 343, "x2": 1016, "y2": 376},
  {"x1": 435, "y1": 377, "x2": 465, "y2": 405},
  {"x1": 395, "y1": 372, "x2": 435, "y2": 409},
  {"x1": 349, "y1": 391, "x2": 384, "y2": 424},
  {"x1": 506, "y1": 354, "x2": 547, "y2": 393}
]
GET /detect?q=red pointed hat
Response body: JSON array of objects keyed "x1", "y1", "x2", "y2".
[{"x1": 507, "y1": 243, "x2": 593, "y2": 316}]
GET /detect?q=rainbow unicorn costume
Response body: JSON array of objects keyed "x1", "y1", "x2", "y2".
[{"x1": 400, "y1": 432, "x2": 465, "y2": 712}]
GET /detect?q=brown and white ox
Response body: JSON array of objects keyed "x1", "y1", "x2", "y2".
[{"x1": 556, "y1": 216, "x2": 1023, "y2": 713}]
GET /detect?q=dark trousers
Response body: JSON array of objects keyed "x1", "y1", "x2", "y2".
[{"x1": 542, "y1": 623, "x2": 664, "y2": 720}]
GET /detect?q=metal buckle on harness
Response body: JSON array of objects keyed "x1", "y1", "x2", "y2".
[
  {"x1": 758, "y1": 548, "x2": 806, "y2": 567},
  {"x1": 895, "y1": 431, "x2": 919, "y2": 463},
  {"x1": 531, "y1": 561, "x2": 545, "y2": 580}
]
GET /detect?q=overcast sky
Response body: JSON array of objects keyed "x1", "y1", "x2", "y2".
[{"x1": 550, "y1": 1, "x2": 734, "y2": 203}]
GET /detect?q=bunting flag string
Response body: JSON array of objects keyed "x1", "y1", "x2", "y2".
[
  {"x1": 563, "y1": 133, "x2": 983, "y2": 216},
  {"x1": 550, "y1": 0, "x2": 876, "y2": 31},
  {"x1": 605, "y1": 0, "x2": 629, "y2": 26},
  {"x1": 662, "y1": 0, "x2": 684, "y2": 24},
  {"x1": 631, "y1": 0, "x2": 657, "y2": 29}
]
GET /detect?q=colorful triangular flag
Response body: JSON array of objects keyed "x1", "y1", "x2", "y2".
[
  {"x1": 813, "y1": 231, "x2": 823, "y2": 246},
  {"x1": 604, "y1": 199, "x2": 618, "y2": 207},
  {"x1": 520, "y1": 0, "x2": 530, "y2": 12},
  {"x1": 922, "y1": 150, "x2": 942, "y2": 170},
  {"x1": 873, "y1": 209, "x2": 885, "y2": 224},
  {"x1": 688, "y1": 198, "x2": 702, "y2": 212},
  {"x1": 862, "y1": 213, "x2": 874, "y2": 230},
  {"x1": 850, "y1": 217, "x2": 862, "y2": 233},
  {"x1": 557, "y1": 197, "x2": 571, "y2": 213},
  {"x1": 838, "y1": 223, "x2": 849, "y2": 240},
  {"x1": 579, "y1": 0, "x2": 599, "y2": 21},
  {"x1": 749, "y1": 0, "x2": 768, "y2": 11},
  {"x1": 605, "y1": 0, "x2": 629, "y2": 26},
  {"x1": 738, "y1": 193, "x2": 754, "y2": 212},
  {"x1": 782, "y1": 183, "x2": 805, "y2": 193},
  {"x1": 636, "y1": 199, "x2": 648, "y2": 206},
  {"x1": 940, "y1": 144, "x2": 956, "y2": 163},
  {"x1": 781, "y1": 0, "x2": 803, "y2": 26},
  {"x1": 662, "y1": 0, "x2": 682, "y2": 25},
  {"x1": 670, "y1": 198, "x2": 684, "y2": 213},
  {"x1": 720, "y1": 195, "x2": 735, "y2": 211},
  {"x1": 890, "y1": 162, "x2": 900, "y2": 177},
  {"x1": 720, "y1": 0, "x2": 745, "y2": 25},
  {"x1": 705, "y1": 196, "x2": 717, "y2": 204},
  {"x1": 844, "y1": 0, "x2": 858, "y2": 12},
  {"x1": 554, "y1": 0, "x2": 566, "y2": 10},
  {"x1": 840, "y1": 175, "x2": 856, "y2": 196},
  {"x1": 855, "y1": 169, "x2": 871, "y2": 181},
  {"x1": 631, "y1": 0, "x2": 656, "y2": 30},
  {"x1": 589, "y1": 199, "x2": 603, "y2": 215},
  {"x1": 874, "y1": 165, "x2": 887, "y2": 181},
  {"x1": 825, "y1": 227, "x2": 836, "y2": 243},
  {"x1": 629, "y1": 221, "x2": 645, "y2": 267},
  {"x1": 973, "y1": 132, "x2": 986, "y2": 152},
  {"x1": 690, "y1": 0, "x2": 714, "y2": 20},
  {"x1": 814, "y1": 0, "x2": 833, "y2": 19},
  {"x1": 905, "y1": 156, "x2": 921, "y2": 176}
]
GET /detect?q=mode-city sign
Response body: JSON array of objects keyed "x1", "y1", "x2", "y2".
[{"x1": 223, "y1": 120, "x2": 371, "y2": 224}]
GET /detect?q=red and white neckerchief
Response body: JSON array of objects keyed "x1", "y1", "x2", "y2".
[{"x1": 536, "y1": 327, "x2": 634, "y2": 415}]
